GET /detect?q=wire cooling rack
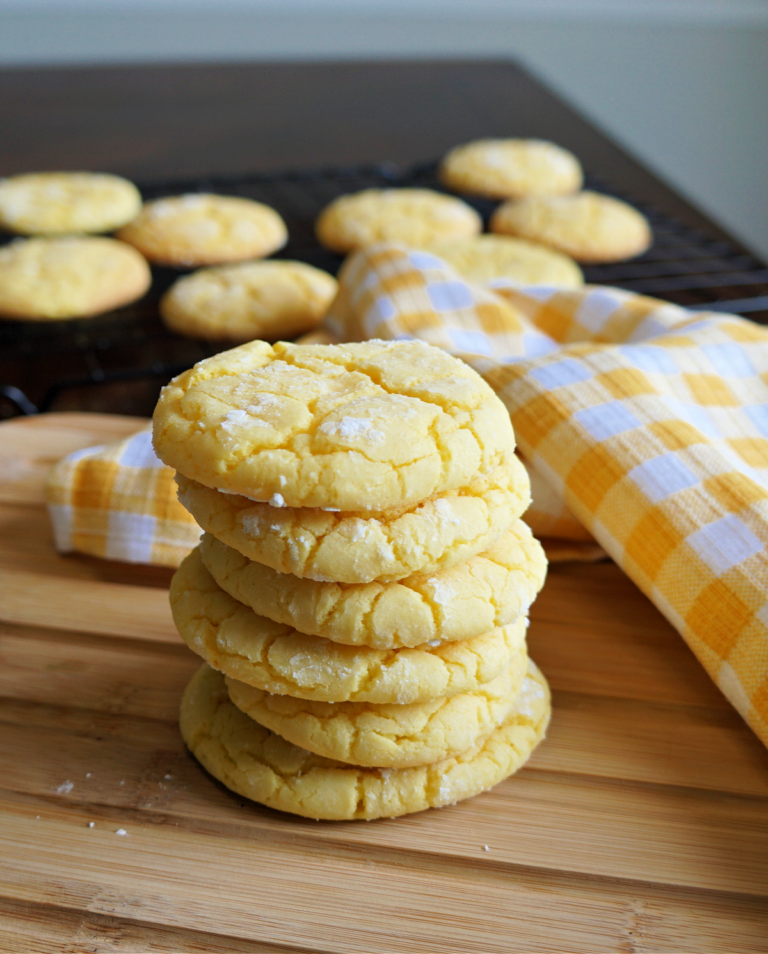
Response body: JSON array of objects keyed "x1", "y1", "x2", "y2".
[{"x1": 2, "y1": 161, "x2": 767, "y2": 419}]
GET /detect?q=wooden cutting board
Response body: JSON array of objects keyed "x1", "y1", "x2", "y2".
[{"x1": 2, "y1": 413, "x2": 768, "y2": 953}]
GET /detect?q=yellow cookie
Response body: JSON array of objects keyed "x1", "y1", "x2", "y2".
[
  {"x1": 200, "y1": 520, "x2": 547, "y2": 650},
  {"x1": 176, "y1": 456, "x2": 530, "y2": 584},
  {"x1": 180, "y1": 661, "x2": 550, "y2": 820},
  {"x1": 490, "y1": 191, "x2": 652, "y2": 264},
  {"x1": 0, "y1": 236, "x2": 151, "y2": 321},
  {"x1": 0, "y1": 172, "x2": 142, "y2": 236},
  {"x1": 423, "y1": 234, "x2": 583, "y2": 288},
  {"x1": 160, "y1": 260, "x2": 338, "y2": 342},
  {"x1": 439, "y1": 138, "x2": 583, "y2": 200},
  {"x1": 316, "y1": 189, "x2": 481, "y2": 254},
  {"x1": 153, "y1": 339, "x2": 515, "y2": 512},
  {"x1": 117, "y1": 193, "x2": 288, "y2": 267},
  {"x1": 170, "y1": 547, "x2": 526, "y2": 704},
  {"x1": 225, "y1": 653, "x2": 527, "y2": 768}
]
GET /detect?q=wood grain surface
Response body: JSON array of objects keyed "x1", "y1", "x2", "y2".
[{"x1": 1, "y1": 413, "x2": 768, "y2": 953}]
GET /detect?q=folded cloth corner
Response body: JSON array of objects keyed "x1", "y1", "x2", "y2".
[{"x1": 45, "y1": 427, "x2": 201, "y2": 567}]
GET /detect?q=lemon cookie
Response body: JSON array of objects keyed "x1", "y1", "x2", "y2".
[
  {"x1": 180, "y1": 661, "x2": 550, "y2": 820},
  {"x1": 176, "y1": 456, "x2": 530, "y2": 584},
  {"x1": 0, "y1": 172, "x2": 142, "y2": 236},
  {"x1": 490, "y1": 191, "x2": 652, "y2": 263},
  {"x1": 200, "y1": 521, "x2": 547, "y2": 649},
  {"x1": 439, "y1": 139, "x2": 583, "y2": 200},
  {"x1": 423, "y1": 235, "x2": 583, "y2": 288},
  {"x1": 225, "y1": 654, "x2": 527, "y2": 768},
  {"x1": 315, "y1": 189, "x2": 481, "y2": 254},
  {"x1": 0, "y1": 236, "x2": 151, "y2": 321},
  {"x1": 116, "y1": 193, "x2": 288, "y2": 267},
  {"x1": 171, "y1": 547, "x2": 526, "y2": 704},
  {"x1": 153, "y1": 339, "x2": 515, "y2": 512},
  {"x1": 160, "y1": 260, "x2": 338, "y2": 342}
]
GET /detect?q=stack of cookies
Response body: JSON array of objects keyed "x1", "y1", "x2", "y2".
[{"x1": 154, "y1": 338, "x2": 551, "y2": 820}]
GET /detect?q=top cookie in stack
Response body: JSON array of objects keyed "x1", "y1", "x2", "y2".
[
  {"x1": 156, "y1": 339, "x2": 550, "y2": 820},
  {"x1": 153, "y1": 338, "x2": 516, "y2": 514}
]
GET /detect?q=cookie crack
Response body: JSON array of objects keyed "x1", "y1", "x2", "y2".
[
  {"x1": 353, "y1": 775, "x2": 367, "y2": 819},
  {"x1": 279, "y1": 345, "x2": 481, "y2": 414}
]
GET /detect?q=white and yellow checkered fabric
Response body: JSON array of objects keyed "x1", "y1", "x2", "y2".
[
  {"x1": 44, "y1": 241, "x2": 768, "y2": 746},
  {"x1": 46, "y1": 427, "x2": 201, "y2": 567},
  {"x1": 326, "y1": 243, "x2": 768, "y2": 746}
]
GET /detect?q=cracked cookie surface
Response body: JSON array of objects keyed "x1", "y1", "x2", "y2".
[
  {"x1": 200, "y1": 520, "x2": 547, "y2": 649},
  {"x1": 176, "y1": 455, "x2": 529, "y2": 584},
  {"x1": 0, "y1": 172, "x2": 142, "y2": 235},
  {"x1": 153, "y1": 339, "x2": 515, "y2": 512},
  {"x1": 439, "y1": 138, "x2": 582, "y2": 200},
  {"x1": 180, "y1": 661, "x2": 550, "y2": 820},
  {"x1": 0, "y1": 236, "x2": 151, "y2": 320},
  {"x1": 160, "y1": 259, "x2": 338, "y2": 342},
  {"x1": 171, "y1": 547, "x2": 527, "y2": 703},
  {"x1": 422, "y1": 234, "x2": 583, "y2": 289},
  {"x1": 225, "y1": 651, "x2": 527, "y2": 768},
  {"x1": 116, "y1": 193, "x2": 287, "y2": 267},
  {"x1": 315, "y1": 188, "x2": 481, "y2": 254},
  {"x1": 490, "y1": 191, "x2": 652, "y2": 264}
]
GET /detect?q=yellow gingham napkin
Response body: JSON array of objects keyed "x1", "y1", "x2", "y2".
[
  {"x1": 325, "y1": 243, "x2": 768, "y2": 746},
  {"x1": 46, "y1": 427, "x2": 201, "y2": 567},
  {"x1": 45, "y1": 241, "x2": 768, "y2": 746}
]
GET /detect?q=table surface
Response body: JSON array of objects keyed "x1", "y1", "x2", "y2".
[
  {"x1": 2, "y1": 61, "x2": 768, "y2": 953},
  {"x1": 2, "y1": 412, "x2": 768, "y2": 954}
]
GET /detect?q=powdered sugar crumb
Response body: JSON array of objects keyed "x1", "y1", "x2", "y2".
[
  {"x1": 55, "y1": 780, "x2": 74, "y2": 794},
  {"x1": 270, "y1": 493, "x2": 286, "y2": 508},
  {"x1": 428, "y1": 578, "x2": 454, "y2": 606},
  {"x1": 219, "y1": 409, "x2": 248, "y2": 433},
  {"x1": 438, "y1": 774, "x2": 456, "y2": 802},
  {"x1": 433, "y1": 499, "x2": 462, "y2": 525},
  {"x1": 348, "y1": 518, "x2": 370, "y2": 542},
  {"x1": 218, "y1": 402, "x2": 279, "y2": 436},
  {"x1": 115, "y1": 828, "x2": 128, "y2": 836},
  {"x1": 319, "y1": 417, "x2": 385, "y2": 443}
]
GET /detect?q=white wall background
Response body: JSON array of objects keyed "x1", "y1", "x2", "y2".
[{"x1": 2, "y1": 0, "x2": 768, "y2": 260}]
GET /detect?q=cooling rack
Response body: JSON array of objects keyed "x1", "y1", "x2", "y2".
[{"x1": 2, "y1": 161, "x2": 766, "y2": 419}]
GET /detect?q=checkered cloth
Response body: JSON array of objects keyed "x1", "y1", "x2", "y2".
[
  {"x1": 45, "y1": 241, "x2": 768, "y2": 746},
  {"x1": 46, "y1": 428, "x2": 201, "y2": 567},
  {"x1": 325, "y1": 243, "x2": 768, "y2": 746}
]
